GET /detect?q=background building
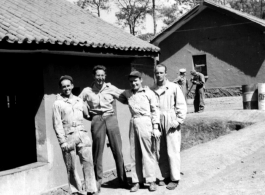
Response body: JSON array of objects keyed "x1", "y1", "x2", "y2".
[{"x1": 151, "y1": 0, "x2": 265, "y2": 88}]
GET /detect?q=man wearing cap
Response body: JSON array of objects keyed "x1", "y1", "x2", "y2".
[
  {"x1": 52, "y1": 75, "x2": 97, "y2": 195},
  {"x1": 151, "y1": 64, "x2": 187, "y2": 190},
  {"x1": 79, "y1": 65, "x2": 128, "y2": 192},
  {"x1": 190, "y1": 70, "x2": 205, "y2": 113},
  {"x1": 118, "y1": 70, "x2": 160, "y2": 192},
  {"x1": 173, "y1": 68, "x2": 189, "y2": 102}
]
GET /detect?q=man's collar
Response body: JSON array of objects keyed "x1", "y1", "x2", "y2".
[
  {"x1": 154, "y1": 79, "x2": 169, "y2": 89},
  {"x1": 131, "y1": 87, "x2": 145, "y2": 93},
  {"x1": 56, "y1": 94, "x2": 79, "y2": 103},
  {"x1": 92, "y1": 82, "x2": 110, "y2": 91}
]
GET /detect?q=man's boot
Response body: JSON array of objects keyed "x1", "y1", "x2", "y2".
[
  {"x1": 166, "y1": 181, "x2": 179, "y2": 190},
  {"x1": 148, "y1": 182, "x2": 157, "y2": 192},
  {"x1": 130, "y1": 183, "x2": 139, "y2": 192}
]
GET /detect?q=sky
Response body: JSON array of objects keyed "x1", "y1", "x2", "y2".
[{"x1": 67, "y1": 0, "x2": 175, "y2": 35}]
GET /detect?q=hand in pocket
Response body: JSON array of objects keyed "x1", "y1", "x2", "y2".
[{"x1": 170, "y1": 113, "x2": 179, "y2": 129}]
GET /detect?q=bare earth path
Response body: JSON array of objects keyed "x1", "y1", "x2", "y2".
[
  {"x1": 48, "y1": 96, "x2": 265, "y2": 195},
  {"x1": 98, "y1": 97, "x2": 265, "y2": 195}
]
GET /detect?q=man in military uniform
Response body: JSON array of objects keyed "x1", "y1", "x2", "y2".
[
  {"x1": 119, "y1": 71, "x2": 161, "y2": 192},
  {"x1": 152, "y1": 64, "x2": 187, "y2": 190},
  {"x1": 53, "y1": 75, "x2": 97, "y2": 195},
  {"x1": 190, "y1": 70, "x2": 205, "y2": 113},
  {"x1": 79, "y1": 65, "x2": 128, "y2": 192},
  {"x1": 173, "y1": 68, "x2": 189, "y2": 102}
]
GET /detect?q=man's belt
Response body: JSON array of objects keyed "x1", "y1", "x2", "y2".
[
  {"x1": 91, "y1": 112, "x2": 114, "y2": 117},
  {"x1": 63, "y1": 121, "x2": 83, "y2": 127},
  {"x1": 132, "y1": 114, "x2": 150, "y2": 119},
  {"x1": 63, "y1": 122, "x2": 85, "y2": 134}
]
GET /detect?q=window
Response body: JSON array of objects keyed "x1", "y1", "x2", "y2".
[{"x1": 192, "y1": 54, "x2": 208, "y2": 76}]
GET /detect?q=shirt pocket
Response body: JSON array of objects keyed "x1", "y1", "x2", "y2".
[
  {"x1": 103, "y1": 94, "x2": 113, "y2": 106},
  {"x1": 74, "y1": 102, "x2": 83, "y2": 112}
]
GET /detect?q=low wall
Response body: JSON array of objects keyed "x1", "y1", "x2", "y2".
[
  {"x1": 0, "y1": 95, "x2": 132, "y2": 195},
  {"x1": 187, "y1": 86, "x2": 242, "y2": 99}
]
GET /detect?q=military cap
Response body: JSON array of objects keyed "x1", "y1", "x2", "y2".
[
  {"x1": 59, "y1": 75, "x2": 73, "y2": 84},
  {"x1": 128, "y1": 70, "x2": 142, "y2": 78},
  {"x1": 179, "y1": 68, "x2": 186, "y2": 73}
]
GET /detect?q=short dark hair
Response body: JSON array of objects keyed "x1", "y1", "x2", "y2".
[
  {"x1": 155, "y1": 64, "x2": 167, "y2": 73},
  {"x1": 93, "y1": 65, "x2": 106, "y2": 75}
]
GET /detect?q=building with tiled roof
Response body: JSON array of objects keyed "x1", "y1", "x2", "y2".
[
  {"x1": 0, "y1": 1, "x2": 159, "y2": 195},
  {"x1": 0, "y1": 0, "x2": 159, "y2": 54},
  {"x1": 150, "y1": 0, "x2": 265, "y2": 88}
]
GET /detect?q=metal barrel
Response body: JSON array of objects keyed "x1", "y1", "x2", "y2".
[
  {"x1": 258, "y1": 83, "x2": 265, "y2": 110},
  {"x1": 242, "y1": 84, "x2": 258, "y2": 109}
]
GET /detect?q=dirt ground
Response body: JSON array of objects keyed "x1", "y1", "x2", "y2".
[{"x1": 48, "y1": 96, "x2": 265, "y2": 195}]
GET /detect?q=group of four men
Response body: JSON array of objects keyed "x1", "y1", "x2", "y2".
[{"x1": 52, "y1": 64, "x2": 187, "y2": 195}]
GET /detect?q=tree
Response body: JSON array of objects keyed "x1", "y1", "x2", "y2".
[
  {"x1": 229, "y1": 0, "x2": 265, "y2": 19},
  {"x1": 158, "y1": 0, "x2": 194, "y2": 26},
  {"x1": 137, "y1": 32, "x2": 154, "y2": 41},
  {"x1": 115, "y1": 0, "x2": 151, "y2": 35},
  {"x1": 76, "y1": 0, "x2": 110, "y2": 17},
  {"x1": 152, "y1": 0, "x2": 157, "y2": 35},
  {"x1": 158, "y1": 4, "x2": 179, "y2": 26}
]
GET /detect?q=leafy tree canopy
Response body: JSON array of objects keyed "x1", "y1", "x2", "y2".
[
  {"x1": 76, "y1": 0, "x2": 110, "y2": 17},
  {"x1": 115, "y1": 0, "x2": 152, "y2": 35}
]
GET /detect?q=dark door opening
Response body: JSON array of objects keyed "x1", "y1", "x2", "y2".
[
  {"x1": 0, "y1": 53, "x2": 44, "y2": 171},
  {"x1": 192, "y1": 54, "x2": 208, "y2": 76}
]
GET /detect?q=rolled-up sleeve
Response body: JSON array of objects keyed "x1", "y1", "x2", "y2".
[
  {"x1": 78, "y1": 88, "x2": 87, "y2": 101},
  {"x1": 175, "y1": 84, "x2": 187, "y2": 124},
  {"x1": 118, "y1": 90, "x2": 128, "y2": 104},
  {"x1": 79, "y1": 89, "x2": 91, "y2": 115},
  {"x1": 52, "y1": 103, "x2": 66, "y2": 145},
  {"x1": 111, "y1": 86, "x2": 127, "y2": 104},
  {"x1": 147, "y1": 90, "x2": 160, "y2": 125}
]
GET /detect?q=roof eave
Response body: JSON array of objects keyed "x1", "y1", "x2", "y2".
[{"x1": 151, "y1": 0, "x2": 265, "y2": 46}]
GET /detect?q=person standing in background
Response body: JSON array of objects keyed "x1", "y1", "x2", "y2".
[
  {"x1": 173, "y1": 68, "x2": 189, "y2": 102},
  {"x1": 190, "y1": 70, "x2": 205, "y2": 113}
]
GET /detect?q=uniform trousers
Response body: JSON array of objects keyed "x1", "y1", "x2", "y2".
[
  {"x1": 194, "y1": 86, "x2": 205, "y2": 112},
  {"x1": 129, "y1": 116, "x2": 156, "y2": 183},
  {"x1": 91, "y1": 114, "x2": 127, "y2": 185},
  {"x1": 63, "y1": 131, "x2": 97, "y2": 194}
]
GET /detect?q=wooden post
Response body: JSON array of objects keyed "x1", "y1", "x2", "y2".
[
  {"x1": 153, "y1": 56, "x2": 157, "y2": 84},
  {"x1": 261, "y1": 0, "x2": 263, "y2": 19}
]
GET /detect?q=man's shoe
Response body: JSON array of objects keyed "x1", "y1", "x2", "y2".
[
  {"x1": 96, "y1": 182, "x2": 101, "y2": 193},
  {"x1": 157, "y1": 180, "x2": 166, "y2": 186},
  {"x1": 120, "y1": 181, "x2": 130, "y2": 189},
  {"x1": 166, "y1": 181, "x2": 179, "y2": 190},
  {"x1": 130, "y1": 183, "x2": 140, "y2": 192},
  {"x1": 148, "y1": 182, "x2": 157, "y2": 192},
  {"x1": 87, "y1": 192, "x2": 98, "y2": 195}
]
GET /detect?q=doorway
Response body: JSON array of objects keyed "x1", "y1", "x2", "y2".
[{"x1": 0, "y1": 53, "x2": 44, "y2": 171}]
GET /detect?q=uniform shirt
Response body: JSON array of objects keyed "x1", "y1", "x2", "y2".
[
  {"x1": 173, "y1": 76, "x2": 189, "y2": 91},
  {"x1": 52, "y1": 94, "x2": 85, "y2": 145},
  {"x1": 119, "y1": 87, "x2": 160, "y2": 126},
  {"x1": 79, "y1": 82, "x2": 124, "y2": 116},
  {"x1": 191, "y1": 72, "x2": 205, "y2": 88},
  {"x1": 152, "y1": 80, "x2": 187, "y2": 125}
]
